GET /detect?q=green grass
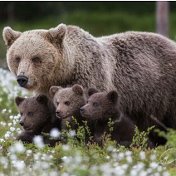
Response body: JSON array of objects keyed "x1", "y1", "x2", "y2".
[
  {"x1": 1, "y1": 9, "x2": 176, "y2": 174},
  {"x1": 0, "y1": 68, "x2": 175, "y2": 175}
]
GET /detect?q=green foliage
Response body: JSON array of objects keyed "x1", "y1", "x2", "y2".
[
  {"x1": 165, "y1": 129, "x2": 176, "y2": 148},
  {"x1": 0, "y1": 69, "x2": 174, "y2": 175},
  {"x1": 0, "y1": 86, "x2": 16, "y2": 115},
  {"x1": 131, "y1": 126, "x2": 154, "y2": 149}
]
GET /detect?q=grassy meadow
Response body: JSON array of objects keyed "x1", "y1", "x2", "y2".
[
  {"x1": 1, "y1": 3, "x2": 176, "y2": 175},
  {"x1": 0, "y1": 69, "x2": 175, "y2": 175}
]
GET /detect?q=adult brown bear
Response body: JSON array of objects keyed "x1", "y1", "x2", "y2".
[{"x1": 3, "y1": 24, "x2": 176, "y2": 137}]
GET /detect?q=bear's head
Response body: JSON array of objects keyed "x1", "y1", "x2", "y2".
[
  {"x1": 49, "y1": 84, "x2": 86, "y2": 119},
  {"x1": 15, "y1": 95, "x2": 51, "y2": 134},
  {"x1": 80, "y1": 88, "x2": 120, "y2": 120},
  {"x1": 3, "y1": 24, "x2": 73, "y2": 93}
]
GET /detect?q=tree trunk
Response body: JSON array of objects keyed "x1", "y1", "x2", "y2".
[{"x1": 156, "y1": 1, "x2": 169, "y2": 37}]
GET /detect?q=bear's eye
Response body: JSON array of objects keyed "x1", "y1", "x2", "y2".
[
  {"x1": 93, "y1": 102, "x2": 99, "y2": 107},
  {"x1": 32, "y1": 57, "x2": 41, "y2": 64},
  {"x1": 27, "y1": 112, "x2": 34, "y2": 116},
  {"x1": 64, "y1": 101, "x2": 70, "y2": 106},
  {"x1": 20, "y1": 112, "x2": 23, "y2": 116},
  {"x1": 56, "y1": 102, "x2": 59, "y2": 106},
  {"x1": 15, "y1": 57, "x2": 21, "y2": 63}
]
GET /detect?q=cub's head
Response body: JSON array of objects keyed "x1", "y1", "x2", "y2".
[
  {"x1": 80, "y1": 88, "x2": 120, "y2": 120},
  {"x1": 3, "y1": 24, "x2": 71, "y2": 93},
  {"x1": 15, "y1": 95, "x2": 50, "y2": 133},
  {"x1": 49, "y1": 84, "x2": 86, "y2": 119}
]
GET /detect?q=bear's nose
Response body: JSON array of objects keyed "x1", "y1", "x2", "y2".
[
  {"x1": 80, "y1": 107, "x2": 85, "y2": 114},
  {"x1": 17, "y1": 75, "x2": 28, "y2": 87},
  {"x1": 19, "y1": 120, "x2": 24, "y2": 126},
  {"x1": 56, "y1": 111, "x2": 61, "y2": 117}
]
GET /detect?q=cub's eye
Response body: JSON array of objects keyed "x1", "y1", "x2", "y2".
[
  {"x1": 15, "y1": 57, "x2": 21, "y2": 63},
  {"x1": 32, "y1": 57, "x2": 41, "y2": 64},
  {"x1": 64, "y1": 101, "x2": 70, "y2": 106},
  {"x1": 56, "y1": 102, "x2": 59, "y2": 106},
  {"x1": 93, "y1": 102, "x2": 99, "y2": 107},
  {"x1": 27, "y1": 112, "x2": 33, "y2": 116},
  {"x1": 20, "y1": 112, "x2": 23, "y2": 116}
]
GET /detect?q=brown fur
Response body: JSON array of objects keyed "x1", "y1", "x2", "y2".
[
  {"x1": 80, "y1": 89, "x2": 136, "y2": 147},
  {"x1": 49, "y1": 84, "x2": 87, "y2": 130},
  {"x1": 49, "y1": 84, "x2": 86, "y2": 119},
  {"x1": 15, "y1": 95, "x2": 61, "y2": 145},
  {"x1": 3, "y1": 24, "x2": 176, "y2": 133}
]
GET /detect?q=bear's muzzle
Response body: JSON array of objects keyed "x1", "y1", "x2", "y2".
[{"x1": 17, "y1": 75, "x2": 28, "y2": 87}]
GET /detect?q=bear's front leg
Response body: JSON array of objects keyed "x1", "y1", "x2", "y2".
[{"x1": 17, "y1": 131, "x2": 35, "y2": 143}]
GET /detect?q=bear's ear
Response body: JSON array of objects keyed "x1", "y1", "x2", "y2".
[
  {"x1": 107, "y1": 90, "x2": 119, "y2": 104},
  {"x1": 47, "y1": 23, "x2": 67, "y2": 44},
  {"x1": 49, "y1": 86, "x2": 62, "y2": 98},
  {"x1": 15, "y1": 96, "x2": 25, "y2": 106},
  {"x1": 88, "y1": 88, "x2": 98, "y2": 97},
  {"x1": 72, "y1": 84, "x2": 84, "y2": 95},
  {"x1": 36, "y1": 95, "x2": 48, "y2": 105},
  {"x1": 2, "y1": 26, "x2": 21, "y2": 47}
]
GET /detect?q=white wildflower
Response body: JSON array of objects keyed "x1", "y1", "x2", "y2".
[
  {"x1": 10, "y1": 127, "x2": 15, "y2": 132},
  {"x1": 9, "y1": 141, "x2": 26, "y2": 153},
  {"x1": 33, "y1": 135, "x2": 45, "y2": 148},
  {"x1": 139, "y1": 151, "x2": 146, "y2": 160},
  {"x1": 50, "y1": 128, "x2": 60, "y2": 138},
  {"x1": 163, "y1": 171, "x2": 170, "y2": 176},
  {"x1": 150, "y1": 154, "x2": 156, "y2": 161},
  {"x1": 14, "y1": 160, "x2": 25, "y2": 170},
  {"x1": 126, "y1": 155, "x2": 132, "y2": 163},
  {"x1": 62, "y1": 145, "x2": 70, "y2": 151},
  {"x1": 125, "y1": 151, "x2": 132, "y2": 156},
  {"x1": 69, "y1": 130, "x2": 76, "y2": 137},
  {"x1": 2, "y1": 109, "x2": 7, "y2": 113},
  {"x1": 150, "y1": 162, "x2": 158, "y2": 169},
  {"x1": 49, "y1": 171, "x2": 58, "y2": 176},
  {"x1": 26, "y1": 150, "x2": 32, "y2": 157}
]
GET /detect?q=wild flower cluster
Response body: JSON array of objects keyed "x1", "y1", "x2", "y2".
[
  {"x1": 0, "y1": 68, "x2": 172, "y2": 175},
  {"x1": 0, "y1": 68, "x2": 28, "y2": 98}
]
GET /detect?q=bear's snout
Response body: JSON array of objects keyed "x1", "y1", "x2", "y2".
[
  {"x1": 56, "y1": 111, "x2": 61, "y2": 118},
  {"x1": 80, "y1": 106, "x2": 88, "y2": 117},
  {"x1": 19, "y1": 119, "x2": 24, "y2": 126},
  {"x1": 80, "y1": 107, "x2": 85, "y2": 114},
  {"x1": 17, "y1": 75, "x2": 28, "y2": 87}
]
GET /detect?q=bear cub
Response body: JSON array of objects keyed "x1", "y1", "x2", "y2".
[
  {"x1": 15, "y1": 95, "x2": 61, "y2": 146},
  {"x1": 49, "y1": 84, "x2": 96, "y2": 144},
  {"x1": 80, "y1": 88, "x2": 136, "y2": 147},
  {"x1": 49, "y1": 84, "x2": 87, "y2": 129}
]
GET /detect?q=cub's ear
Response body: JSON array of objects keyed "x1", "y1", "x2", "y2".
[
  {"x1": 47, "y1": 23, "x2": 67, "y2": 44},
  {"x1": 88, "y1": 88, "x2": 98, "y2": 97},
  {"x1": 72, "y1": 84, "x2": 84, "y2": 95},
  {"x1": 49, "y1": 86, "x2": 62, "y2": 98},
  {"x1": 3, "y1": 26, "x2": 21, "y2": 47},
  {"x1": 36, "y1": 95, "x2": 48, "y2": 105},
  {"x1": 15, "y1": 96, "x2": 25, "y2": 106},
  {"x1": 107, "y1": 90, "x2": 119, "y2": 104}
]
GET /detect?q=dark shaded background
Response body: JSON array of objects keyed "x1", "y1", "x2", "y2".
[{"x1": 0, "y1": 2, "x2": 176, "y2": 67}]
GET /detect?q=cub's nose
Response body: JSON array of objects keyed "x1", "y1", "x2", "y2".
[
  {"x1": 19, "y1": 120, "x2": 24, "y2": 126},
  {"x1": 80, "y1": 107, "x2": 85, "y2": 114},
  {"x1": 56, "y1": 111, "x2": 61, "y2": 117},
  {"x1": 17, "y1": 75, "x2": 28, "y2": 87}
]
